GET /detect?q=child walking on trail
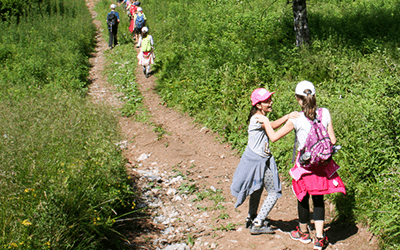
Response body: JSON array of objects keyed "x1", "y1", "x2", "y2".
[
  {"x1": 133, "y1": 7, "x2": 146, "y2": 42},
  {"x1": 230, "y1": 88, "x2": 299, "y2": 235},
  {"x1": 137, "y1": 26, "x2": 155, "y2": 78},
  {"x1": 258, "y1": 80, "x2": 346, "y2": 249}
]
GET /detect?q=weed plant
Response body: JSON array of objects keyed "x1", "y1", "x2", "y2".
[
  {"x1": 139, "y1": 0, "x2": 399, "y2": 248},
  {"x1": 0, "y1": 0, "x2": 138, "y2": 248},
  {"x1": 0, "y1": 90, "x2": 136, "y2": 249}
]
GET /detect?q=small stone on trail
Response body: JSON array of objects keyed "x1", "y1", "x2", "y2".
[
  {"x1": 137, "y1": 153, "x2": 149, "y2": 161},
  {"x1": 167, "y1": 188, "x2": 177, "y2": 195}
]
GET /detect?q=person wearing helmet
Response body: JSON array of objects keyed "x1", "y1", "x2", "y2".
[
  {"x1": 133, "y1": 7, "x2": 146, "y2": 42},
  {"x1": 107, "y1": 4, "x2": 120, "y2": 49},
  {"x1": 137, "y1": 27, "x2": 154, "y2": 78}
]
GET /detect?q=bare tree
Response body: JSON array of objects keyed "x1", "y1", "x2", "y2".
[{"x1": 292, "y1": 0, "x2": 310, "y2": 46}]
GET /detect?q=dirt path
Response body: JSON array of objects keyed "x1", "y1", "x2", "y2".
[{"x1": 85, "y1": 1, "x2": 379, "y2": 249}]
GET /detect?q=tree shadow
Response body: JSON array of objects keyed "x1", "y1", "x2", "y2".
[
  {"x1": 101, "y1": 173, "x2": 163, "y2": 250},
  {"x1": 325, "y1": 192, "x2": 359, "y2": 244},
  {"x1": 310, "y1": 4, "x2": 400, "y2": 51}
]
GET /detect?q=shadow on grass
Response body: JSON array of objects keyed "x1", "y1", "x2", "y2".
[
  {"x1": 325, "y1": 192, "x2": 359, "y2": 245},
  {"x1": 101, "y1": 172, "x2": 162, "y2": 250}
]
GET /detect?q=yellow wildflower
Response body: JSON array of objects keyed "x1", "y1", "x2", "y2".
[{"x1": 22, "y1": 220, "x2": 32, "y2": 226}]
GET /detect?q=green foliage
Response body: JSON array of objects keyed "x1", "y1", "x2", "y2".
[
  {"x1": 0, "y1": 0, "x2": 96, "y2": 94},
  {"x1": 0, "y1": 89, "x2": 135, "y2": 249},
  {"x1": 179, "y1": 182, "x2": 198, "y2": 194},
  {"x1": 0, "y1": 0, "x2": 138, "y2": 248},
  {"x1": 139, "y1": 0, "x2": 400, "y2": 248}
]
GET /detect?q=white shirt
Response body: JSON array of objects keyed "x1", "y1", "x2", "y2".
[
  {"x1": 247, "y1": 114, "x2": 271, "y2": 157},
  {"x1": 289, "y1": 108, "x2": 331, "y2": 151}
]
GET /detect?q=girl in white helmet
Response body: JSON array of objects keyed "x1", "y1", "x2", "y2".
[{"x1": 137, "y1": 27, "x2": 154, "y2": 78}]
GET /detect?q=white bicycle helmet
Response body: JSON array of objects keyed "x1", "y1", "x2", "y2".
[{"x1": 141, "y1": 27, "x2": 148, "y2": 33}]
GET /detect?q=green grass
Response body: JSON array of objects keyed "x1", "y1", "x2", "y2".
[
  {"x1": 0, "y1": 0, "x2": 140, "y2": 248},
  {"x1": 133, "y1": 0, "x2": 400, "y2": 248},
  {"x1": 0, "y1": 89, "x2": 137, "y2": 249}
]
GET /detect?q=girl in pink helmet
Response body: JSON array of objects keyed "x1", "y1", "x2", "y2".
[{"x1": 231, "y1": 88, "x2": 299, "y2": 235}]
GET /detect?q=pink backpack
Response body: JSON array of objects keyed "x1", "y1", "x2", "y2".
[{"x1": 299, "y1": 108, "x2": 333, "y2": 168}]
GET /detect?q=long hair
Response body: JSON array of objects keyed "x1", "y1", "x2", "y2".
[
  {"x1": 296, "y1": 90, "x2": 317, "y2": 120},
  {"x1": 247, "y1": 105, "x2": 259, "y2": 123}
]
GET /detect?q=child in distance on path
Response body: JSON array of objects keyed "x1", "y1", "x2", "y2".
[
  {"x1": 106, "y1": 4, "x2": 120, "y2": 49},
  {"x1": 230, "y1": 88, "x2": 299, "y2": 235},
  {"x1": 133, "y1": 7, "x2": 146, "y2": 42},
  {"x1": 137, "y1": 27, "x2": 155, "y2": 78},
  {"x1": 258, "y1": 80, "x2": 346, "y2": 249}
]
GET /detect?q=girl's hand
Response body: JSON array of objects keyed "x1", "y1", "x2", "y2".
[{"x1": 288, "y1": 111, "x2": 300, "y2": 119}]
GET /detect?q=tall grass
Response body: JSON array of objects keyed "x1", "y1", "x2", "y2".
[
  {"x1": 0, "y1": 0, "x2": 138, "y2": 248},
  {"x1": 140, "y1": 0, "x2": 400, "y2": 248},
  {"x1": 0, "y1": 90, "x2": 135, "y2": 249}
]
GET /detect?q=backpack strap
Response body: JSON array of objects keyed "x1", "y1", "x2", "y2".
[{"x1": 291, "y1": 135, "x2": 297, "y2": 163}]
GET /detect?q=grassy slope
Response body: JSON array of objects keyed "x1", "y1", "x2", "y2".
[
  {"x1": 0, "y1": 0, "x2": 136, "y2": 248},
  {"x1": 140, "y1": 0, "x2": 400, "y2": 248}
]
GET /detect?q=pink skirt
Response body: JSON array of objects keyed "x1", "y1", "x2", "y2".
[
  {"x1": 291, "y1": 161, "x2": 346, "y2": 202},
  {"x1": 137, "y1": 50, "x2": 155, "y2": 65}
]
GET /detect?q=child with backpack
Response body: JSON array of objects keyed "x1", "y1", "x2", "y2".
[
  {"x1": 257, "y1": 80, "x2": 346, "y2": 249},
  {"x1": 230, "y1": 88, "x2": 299, "y2": 235},
  {"x1": 136, "y1": 27, "x2": 154, "y2": 78},
  {"x1": 128, "y1": 1, "x2": 140, "y2": 35},
  {"x1": 133, "y1": 7, "x2": 146, "y2": 42},
  {"x1": 106, "y1": 4, "x2": 120, "y2": 50}
]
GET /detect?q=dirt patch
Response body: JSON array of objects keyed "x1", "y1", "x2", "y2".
[{"x1": 85, "y1": 1, "x2": 379, "y2": 249}]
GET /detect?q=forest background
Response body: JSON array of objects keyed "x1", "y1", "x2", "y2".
[{"x1": 0, "y1": 0, "x2": 399, "y2": 249}]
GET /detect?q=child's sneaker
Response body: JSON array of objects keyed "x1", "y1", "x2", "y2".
[
  {"x1": 250, "y1": 223, "x2": 275, "y2": 235},
  {"x1": 314, "y1": 236, "x2": 328, "y2": 249},
  {"x1": 245, "y1": 216, "x2": 253, "y2": 229},
  {"x1": 290, "y1": 226, "x2": 312, "y2": 244}
]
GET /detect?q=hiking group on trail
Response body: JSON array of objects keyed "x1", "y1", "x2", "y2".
[
  {"x1": 105, "y1": 3, "x2": 345, "y2": 249},
  {"x1": 231, "y1": 80, "x2": 346, "y2": 250},
  {"x1": 107, "y1": 1, "x2": 155, "y2": 78}
]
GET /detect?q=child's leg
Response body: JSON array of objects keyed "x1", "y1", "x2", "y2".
[
  {"x1": 312, "y1": 195, "x2": 325, "y2": 237},
  {"x1": 253, "y1": 167, "x2": 278, "y2": 225},
  {"x1": 298, "y1": 193, "x2": 310, "y2": 232},
  {"x1": 248, "y1": 187, "x2": 262, "y2": 218}
]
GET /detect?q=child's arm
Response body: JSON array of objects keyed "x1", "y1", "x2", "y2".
[
  {"x1": 256, "y1": 115, "x2": 294, "y2": 142},
  {"x1": 270, "y1": 112, "x2": 299, "y2": 129},
  {"x1": 327, "y1": 120, "x2": 337, "y2": 145}
]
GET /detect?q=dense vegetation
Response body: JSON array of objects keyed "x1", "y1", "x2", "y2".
[
  {"x1": 141, "y1": 0, "x2": 399, "y2": 248},
  {"x1": 0, "y1": 0, "x2": 136, "y2": 248}
]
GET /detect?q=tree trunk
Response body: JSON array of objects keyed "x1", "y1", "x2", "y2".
[{"x1": 293, "y1": 0, "x2": 310, "y2": 46}]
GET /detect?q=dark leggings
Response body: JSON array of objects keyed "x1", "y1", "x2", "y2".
[
  {"x1": 298, "y1": 194, "x2": 324, "y2": 223},
  {"x1": 108, "y1": 27, "x2": 118, "y2": 47}
]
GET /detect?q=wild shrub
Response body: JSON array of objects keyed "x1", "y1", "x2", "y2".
[
  {"x1": 141, "y1": 0, "x2": 400, "y2": 248},
  {"x1": 0, "y1": 89, "x2": 135, "y2": 249},
  {"x1": 0, "y1": 0, "x2": 138, "y2": 248}
]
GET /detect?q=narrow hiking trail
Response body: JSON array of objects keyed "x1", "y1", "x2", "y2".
[{"x1": 85, "y1": 1, "x2": 379, "y2": 249}]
